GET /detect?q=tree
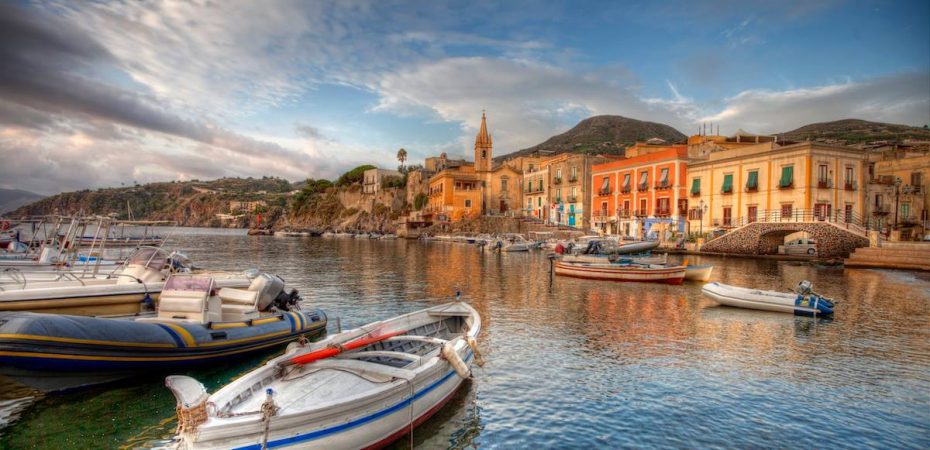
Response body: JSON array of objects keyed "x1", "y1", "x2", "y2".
[
  {"x1": 397, "y1": 148, "x2": 407, "y2": 169},
  {"x1": 336, "y1": 165, "x2": 376, "y2": 186}
]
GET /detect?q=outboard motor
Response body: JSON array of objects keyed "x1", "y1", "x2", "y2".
[
  {"x1": 168, "y1": 252, "x2": 194, "y2": 273},
  {"x1": 795, "y1": 280, "x2": 813, "y2": 296},
  {"x1": 248, "y1": 273, "x2": 287, "y2": 311},
  {"x1": 271, "y1": 288, "x2": 302, "y2": 311}
]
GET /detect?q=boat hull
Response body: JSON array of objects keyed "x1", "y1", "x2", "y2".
[
  {"x1": 684, "y1": 265, "x2": 714, "y2": 282},
  {"x1": 0, "y1": 309, "x2": 326, "y2": 391},
  {"x1": 555, "y1": 261, "x2": 685, "y2": 284}
]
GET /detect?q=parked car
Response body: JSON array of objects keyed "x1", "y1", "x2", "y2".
[{"x1": 783, "y1": 238, "x2": 818, "y2": 256}]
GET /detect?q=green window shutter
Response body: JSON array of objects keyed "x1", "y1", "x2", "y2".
[
  {"x1": 747, "y1": 171, "x2": 758, "y2": 188},
  {"x1": 538, "y1": 197, "x2": 541, "y2": 207},
  {"x1": 780, "y1": 166, "x2": 793, "y2": 187},
  {"x1": 691, "y1": 178, "x2": 700, "y2": 194},
  {"x1": 722, "y1": 174, "x2": 733, "y2": 193}
]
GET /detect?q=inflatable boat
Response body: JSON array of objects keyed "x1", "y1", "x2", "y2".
[
  {"x1": 701, "y1": 280, "x2": 834, "y2": 316},
  {"x1": 0, "y1": 274, "x2": 326, "y2": 391}
]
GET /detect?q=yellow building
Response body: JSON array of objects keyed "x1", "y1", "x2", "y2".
[
  {"x1": 686, "y1": 141, "x2": 869, "y2": 233},
  {"x1": 867, "y1": 153, "x2": 930, "y2": 239},
  {"x1": 425, "y1": 112, "x2": 522, "y2": 222},
  {"x1": 523, "y1": 165, "x2": 548, "y2": 220}
]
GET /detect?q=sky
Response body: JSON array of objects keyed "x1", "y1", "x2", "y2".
[{"x1": 1, "y1": 0, "x2": 928, "y2": 195}]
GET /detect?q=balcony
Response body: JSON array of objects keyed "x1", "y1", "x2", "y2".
[
  {"x1": 634, "y1": 209, "x2": 648, "y2": 217},
  {"x1": 637, "y1": 183, "x2": 649, "y2": 192},
  {"x1": 721, "y1": 187, "x2": 733, "y2": 195},
  {"x1": 778, "y1": 182, "x2": 794, "y2": 190},
  {"x1": 598, "y1": 188, "x2": 611, "y2": 196},
  {"x1": 568, "y1": 176, "x2": 578, "y2": 183},
  {"x1": 621, "y1": 186, "x2": 632, "y2": 194},
  {"x1": 817, "y1": 179, "x2": 833, "y2": 189},
  {"x1": 655, "y1": 208, "x2": 671, "y2": 217},
  {"x1": 654, "y1": 182, "x2": 671, "y2": 190},
  {"x1": 554, "y1": 197, "x2": 562, "y2": 203},
  {"x1": 567, "y1": 196, "x2": 578, "y2": 203},
  {"x1": 618, "y1": 209, "x2": 632, "y2": 218},
  {"x1": 844, "y1": 181, "x2": 857, "y2": 191},
  {"x1": 912, "y1": 184, "x2": 923, "y2": 194},
  {"x1": 872, "y1": 205, "x2": 889, "y2": 216},
  {"x1": 690, "y1": 190, "x2": 701, "y2": 197},
  {"x1": 553, "y1": 177, "x2": 562, "y2": 185},
  {"x1": 744, "y1": 185, "x2": 758, "y2": 193}
]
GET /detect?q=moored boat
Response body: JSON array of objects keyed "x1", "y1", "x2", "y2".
[
  {"x1": 554, "y1": 260, "x2": 686, "y2": 284},
  {"x1": 166, "y1": 301, "x2": 481, "y2": 450},
  {"x1": 0, "y1": 247, "x2": 257, "y2": 316},
  {"x1": 701, "y1": 280, "x2": 835, "y2": 316},
  {"x1": 0, "y1": 273, "x2": 326, "y2": 391},
  {"x1": 684, "y1": 264, "x2": 714, "y2": 282}
]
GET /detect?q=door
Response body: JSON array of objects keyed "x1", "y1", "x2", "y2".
[
  {"x1": 723, "y1": 207, "x2": 732, "y2": 226},
  {"x1": 815, "y1": 203, "x2": 828, "y2": 221},
  {"x1": 500, "y1": 200, "x2": 508, "y2": 213},
  {"x1": 748, "y1": 206, "x2": 757, "y2": 223},
  {"x1": 845, "y1": 204, "x2": 853, "y2": 222}
]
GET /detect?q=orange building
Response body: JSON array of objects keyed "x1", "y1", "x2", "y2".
[{"x1": 591, "y1": 146, "x2": 689, "y2": 238}]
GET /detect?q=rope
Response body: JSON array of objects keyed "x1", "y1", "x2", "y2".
[
  {"x1": 175, "y1": 401, "x2": 208, "y2": 434},
  {"x1": 260, "y1": 391, "x2": 279, "y2": 450}
]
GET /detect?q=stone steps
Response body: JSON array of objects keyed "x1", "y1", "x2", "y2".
[{"x1": 844, "y1": 244, "x2": 930, "y2": 271}]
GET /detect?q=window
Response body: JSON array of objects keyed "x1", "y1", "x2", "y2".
[
  {"x1": 639, "y1": 171, "x2": 648, "y2": 190},
  {"x1": 691, "y1": 178, "x2": 701, "y2": 195},
  {"x1": 465, "y1": 199, "x2": 472, "y2": 208},
  {"x1": 723, "y1": 207, "x2": 732, "y2": 226},
  {"x1": 874, "y1": 194, "x2": 882, "y2": 207},
  {"x1": 845, "y1": 204, "x2": 853, "y2": 222},
  {"x1": 481, "y1": 150, "x2": 486, "y2": 158},
  {"x1": 748, "y1": 206, "x2": 757, "y2": 223},
  {"x1": 538, "y1": 197, "x2": 542, "y2": 207},
  {"x1": 528, "y1": 164, "x2": 535, "y2": 171},
  {"x1": 902, "y1": 203, "x2": 911, "y2": 219},
  {"x1": 571, "y1": 166, "x2": 577, "y2": 180},
  {"x1": 845, "y1": 167, "x2": 854, "y2": 184},
  {"x1": 600, "y1": 201, "x2": 608, "y2": 216},
  {"x1": 623, "y1": 200, "x2": 630, "y2": 215},
  {"x1": 556, "y1": 168, "x2": 562, "y2": 179},
  {"x1": 600, "y1": 176, "x2": 610, "y2": 194},
  {"x1": 781, "y1": 204, "x2": 793, "y2": 219},
  {"x1": 779, "y1": 166, "x2": 794, "y2": 188},
  {"x1": 623, "y1": 173, "x2": 631, "y2": 190},
  {"x1": 721, "y1": 174, "x2": 733, "y2": 194},
  {"x1": 657, "y1": 198, "x2": 670, "y2": 215},
  {"x1": 501, "y1": 178, "x2": 508, "y2": 191},
  {"x1": 571, "y1": 186, "x2": 577, "y2": 200},
  {"x1": 639, "y1": 198, "x2": 647, "y2": 215},
  {"x1": 659, "y1": 168, "x2": 669, "y2": 186},
  {"x1": 538, "y1": 179, "x2": 543, "y2": 190},
  {"x1": 818, "y1": 164, "x2": 828, "y2": 182},
  {"x1": 556, "y1": 188, "x2": 561, "y2": 201},
  {"x1": 912, "y1": 172, "x2": 922, "y2": 187},
  {"x1": 746, "y1": 171, "x2": 758, "y2": 191}
]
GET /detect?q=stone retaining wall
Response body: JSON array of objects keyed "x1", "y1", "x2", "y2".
[{"x1": 700, "y1": 222, "x2": 868, "y2": 258}]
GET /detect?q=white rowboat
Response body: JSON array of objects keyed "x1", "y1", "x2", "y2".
[
  {"x1": 701, "y1": 281, "x2": 834, "y2": 316},
  {"x1": 166, "y1": 301, "x2": 482, "y2": 449}
]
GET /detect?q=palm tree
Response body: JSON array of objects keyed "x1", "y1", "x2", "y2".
[{"x1": 397, "y1": 148, "x2": 407, "y2": 169}]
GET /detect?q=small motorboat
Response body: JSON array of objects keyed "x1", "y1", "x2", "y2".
[
  {"x1": 701, "y1": 280, "x2": 835, "y2": 316},
  {"x1": 0, "y1": 273, "x2": 326, "y2": 391},
  {"x1": 166, "y1": 301, "x2": 481, "y2": 450},
  {"x1": 494, "y1": 234, "x2": 531, "y2": 252},
  {"x1": 555, "y1": 261, "x2": 686, "y2": 284},
  {"x1": 684, "y1": 264, "x2": 714, "y2": 282},
  {"x1": 561, "y1": 253, "x2": 667, "y2": 265}
]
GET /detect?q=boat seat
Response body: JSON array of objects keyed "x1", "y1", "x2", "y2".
[
  {"x1": 338, "y1": 350, "x2": 423, "y2": 362},
  {"x1": 284, "y1": 358, "x2": 416, "y2": 383},
  {"x1": 157, "y1": 289, "x2": 222, "y2": 324},
  {"x1": 218, "y1": 287, "x2": 260, "y2": 321}
]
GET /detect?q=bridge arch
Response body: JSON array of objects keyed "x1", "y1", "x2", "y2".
[{"x1": 701, "y1": 222, "x2": 869, "y2": 258}]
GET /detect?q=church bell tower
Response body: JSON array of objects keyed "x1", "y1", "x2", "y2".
[{"x1": 474, "y1": 111, "x2": 492, "y2": 173}]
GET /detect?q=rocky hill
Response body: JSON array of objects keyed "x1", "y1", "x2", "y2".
[
  {"x1": 497, "y1": 115, "x2": 687, "y2": 161},
  {"x1": 780, "y1": 119, "x2": 930, "y2": 144},
  {"x1": 0, "y1": 188, "x2": 43, "y2": 214},
  {"x1": 5, "y1": 177, "x2": 295, "y2": 227}
]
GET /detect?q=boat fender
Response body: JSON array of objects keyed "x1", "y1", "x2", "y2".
[
  {"x1": 466, "y1": 336, "x2": 484, "y2": 367},
  {"x1": 442, "y1": 342, "x2": 470, "y2": 378}
]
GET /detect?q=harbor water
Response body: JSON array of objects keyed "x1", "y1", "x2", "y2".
[{"x1": 1, "y1": 230, "x2": 929, "y2": 448}]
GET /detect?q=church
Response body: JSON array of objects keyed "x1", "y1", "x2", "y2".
[{"x1": 425, "y1": 112, "x2": 524, "y2": 222}]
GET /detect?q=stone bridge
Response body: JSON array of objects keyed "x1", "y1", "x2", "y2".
[{"x1": 700, "y1": 221, "x2": 869, "y2": 258}]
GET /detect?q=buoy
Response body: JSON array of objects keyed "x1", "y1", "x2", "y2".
[
  {"x1": 442, "y1": 342, "x2": 470, "y2": 378},
  {"x1": 466, "y1": 335, "x2": 484, "y2": 367}
]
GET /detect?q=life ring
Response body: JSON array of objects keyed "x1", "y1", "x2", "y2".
[{"x1": 0, "y1": 221, "x2": 9, "y2": 230}]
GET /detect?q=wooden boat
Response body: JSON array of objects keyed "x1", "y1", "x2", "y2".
[
  {"x1": 555, "y1": 261, "x2": 686, "y2": 284},
  {"x1": 684, "y1": 264, "x2": 714, "y2": 282},
  {"x1": 0, "y1": 247, "x2": 255, "y2": 316},
  {"x1": 701, "y1": 281, "x2": 835, "y2": 316},
  {"x1": 166, "y1": 301, "x2": 481, "y2": 450},
  {"x1": 0, "y1": 274, "x2": 325, "y2": 391}
]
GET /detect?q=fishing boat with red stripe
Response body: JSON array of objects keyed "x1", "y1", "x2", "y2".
[
  {"x1": 554, "y1": 260, "x2": 687, "y2": 284},
  {"x1": 165, "y1": 300, "x2": 482, "y2": 450}
]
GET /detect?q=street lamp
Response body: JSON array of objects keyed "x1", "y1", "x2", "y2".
[
  {"x1": 893, "y1": 177, "x2": 902, "y2": 231},
  {"x1": 698, "y1": 199, "x2": 707, "y2": 236}
]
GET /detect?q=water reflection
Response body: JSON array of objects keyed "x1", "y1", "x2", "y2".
[{"x1": 1, "y1": 234, "x2": 928, "y2": 449}]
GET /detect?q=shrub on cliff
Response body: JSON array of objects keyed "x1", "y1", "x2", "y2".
[
  {"x1": 336, "y1": 165, "x2": 376, "y2": 186},
  {"x1": 413, "y1": 193, "x2": 428, "y2": 211}
]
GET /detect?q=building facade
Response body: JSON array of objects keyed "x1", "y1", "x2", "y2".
[
  {"x1": 867, "y1": 153, "x2": 930, "y2": 239},
  {"x1": 686, "y1": 141, "x2": 869, "y2": 234},
  {"x1": 591, "y1": 147, "x2": 689, "y2": 238},
  {"x1": 544, "y1": 153, "x2": 610, "y2": 229},
  {"x1": 523, "y1": 166, "x2": 548, "y2": 220},
  {"x1": 362, "y1": 168, "x2": 403, "y2": 195}
]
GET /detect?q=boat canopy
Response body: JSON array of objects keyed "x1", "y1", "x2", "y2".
[{"x1": 126, "y1": 247, "x2": 170, "y2": 271}]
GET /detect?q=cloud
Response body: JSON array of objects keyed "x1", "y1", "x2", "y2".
[
  {"x1": 700, "y1": 71, "x2": 930, "y2": 134},
  {"x1": 373, "y1": 57, "x2": 691, "y2": 154}
]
